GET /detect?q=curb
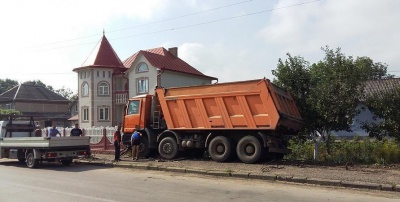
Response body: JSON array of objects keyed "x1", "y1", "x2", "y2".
[{"x1": 75, "y1": 159, "x2": 399, "y2": 192}]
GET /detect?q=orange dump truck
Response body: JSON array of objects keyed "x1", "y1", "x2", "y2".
[{"x1": 123, "y1": 78, "x2": 302, "y2": 163}]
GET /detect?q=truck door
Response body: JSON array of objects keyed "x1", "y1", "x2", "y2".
[{"x1": 123, "y1": 99, "x2": 141, "y2": 133}]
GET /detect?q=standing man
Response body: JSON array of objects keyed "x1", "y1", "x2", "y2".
[
  {"x1": 131, "y1": 127, "x2": 142, "y2": 161},
  {"x1": 113, "y1": 124, "x2": 122, "y2": 162},
  {"x1": 49, "y1": 123, "x2": 61, "y2": 137},
  {"x1": 70, "y1": 123, "x2": 83, "y2": 136}
]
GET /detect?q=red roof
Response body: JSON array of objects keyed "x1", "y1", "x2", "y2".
[
  {"x1": 73, "y1": 35, "x2": 126, "y2": 71},
  {"x1": 123, "y1": 47, "x2": 216, "y2": 80}
]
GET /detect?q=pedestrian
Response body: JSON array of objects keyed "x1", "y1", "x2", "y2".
[
  {"x1": 113, "y1": 124, "x2": 122, "y2": 162},
  {"x1": 70, "y1": 123, "x2": 83, "y2": 136},
  {"x1": 34, "y1": 125, "x2": 42, "y2": 137},
  {"x1": 131, "y1": 127, "x2": 142, "y2": 161},
  {"x1": 49, "y1": 123, "x2": 61, "y2": 137}
]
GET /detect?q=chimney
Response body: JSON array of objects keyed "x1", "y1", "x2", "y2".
[{"x1": 168, "y1": 47, "x2": 178, "y2": 58}]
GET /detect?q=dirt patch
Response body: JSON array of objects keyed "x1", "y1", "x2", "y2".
[{"x1": 91, "y1": 153, "x2": 400, "y2": 185}]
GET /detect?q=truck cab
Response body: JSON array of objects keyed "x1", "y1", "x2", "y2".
[{"x1": 122, "y1": 94, "x2": 153, "y2": 134}]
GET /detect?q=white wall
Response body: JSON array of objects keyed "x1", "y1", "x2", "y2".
[
  {"x1": 332, "y1": 103, "x2": 379, "y2": 138},
  {"x1": 126, "y1": 56, "x2": 158, "y2": 97},
  {"x1": 160, "y1": 71, "x2": 213, "y2": 88}
]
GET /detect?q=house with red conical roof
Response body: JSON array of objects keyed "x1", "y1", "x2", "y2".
[{"x1": 73, "y1": 34, "x2": 216, "y2": 127}]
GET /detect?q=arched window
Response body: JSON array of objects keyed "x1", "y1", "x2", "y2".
[
  {"x1": 82, "y1": 82, "x2": 89, "y2": 97},
  {"x1": 136, "y1": 63, "x2": 149, "y2": 73},
  {"x1": 98, "y1": 82, "x2": 109, "y2": 96}
]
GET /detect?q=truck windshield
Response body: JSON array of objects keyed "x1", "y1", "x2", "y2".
[{"x1": 127, "y1": 100, "x2": 140, "y2": 115}]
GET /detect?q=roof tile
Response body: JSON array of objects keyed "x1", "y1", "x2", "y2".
[{"x1": 123, "y1": 47, "x2": 216, "y2": 79}]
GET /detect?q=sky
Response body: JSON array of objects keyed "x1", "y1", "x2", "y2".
[{"x1": 1, "y1": 0, "x2": 399, "y2": 94}]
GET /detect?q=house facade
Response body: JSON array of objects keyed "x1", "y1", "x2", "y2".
[
  {"x1": 332, "y1": 78, "x2": 400, "y2": 139},
  {"x1": 0, "y1": 84, "x2": 70, "y2": 127},
  {"x1": 73, "y1": 34, "x2": 216, "y2": 128}
]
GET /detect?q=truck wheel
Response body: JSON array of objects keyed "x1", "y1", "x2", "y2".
[
  {"x1": 236, "y1": 136, "x2": 261, "y2": 164},
  {"x1": 61, "y1": 159, "x2": 73, "y2": 166},
  {"x1": 208, "y1": 136, "x2": 231, "y2": 162},
  {"x1": 139, "y1": 135, "x2": 150, "y2": 158},
  {"x1": 158, "y1": 137, "x2": 178, "y2": 160},
  {"x1": 26, "y1": 152, "x2": 39, "y2": 168}
]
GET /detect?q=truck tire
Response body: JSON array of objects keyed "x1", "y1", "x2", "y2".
[
  {"x1": 26, "y1": 152, "x2": 39, "y2": 168},
  {"x1": 208, "y1": 136, "x2": 232, "y2": 162},
  {"x1": 158, "y1": 137, "x2": 178, "y2": 160},
  {"x1": 236, "y1": 136, "x2": 261, "y2": 164},
  {"x1": 139, "y1": 135, "x2": 150, "y2": 158},
  {"x1": 61, "y1": 159, "x2": 73, "y2": 166}
]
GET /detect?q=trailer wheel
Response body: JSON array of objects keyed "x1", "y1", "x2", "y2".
[
  {"x1": 61, "y1": 159, "x2": 73, "y2": 166},
  {"x1": 26, "y1": 152, "x2": 39, "y2": 168},
  {"x1": 208, "y1": 136, "x2": 231, "y2": 162},
  {"x1": 236, "y1": 136, "x2": 261, "y2": 164},
  {"x1": 158, "y1": 137, "x2": 178, "y2": 160}
]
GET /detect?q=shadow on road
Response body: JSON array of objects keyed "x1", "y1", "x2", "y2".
[{"x1": 0, "y1": 159, "x2": 111, "y2": 172}]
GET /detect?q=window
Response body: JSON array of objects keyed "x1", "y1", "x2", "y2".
[
  {"x1": 80, "y1": 72, "x2": 82, "y2": 79},
  {"x1": 82, "y1": 108, "x2": 89, "y2": 121},
  {"x1": 108, "y1": 71, "x2": 111, "y2": 78},
  {"x1": 99, "y1": 107, "x2": 109, "y2": 121},
  {"x1": 137, "y1": 63, "x2": 149, "y2": 73},
  {"x1": 97, "y1": 71, "x2": 99, "y2": 77},
  {"x1": 82, "y1": 82, "x2": 89, "y2": 96},
  {"x1": 98, "y1": 82, "x2": 109, "y2": 96},
  {"x1": 75, "y1": 104, "x2": 78, "y2": 112},
  {"x1": 137, "y1": 78, "x2": 149, "y2": 94},
  {"x1": 5, "y1": 103, "x2": 13, "y2": 109},
  {"x1": 103, "y1": 71, "x2": 105, "y2": 78},
  {"x1": 128, "y1": 100, "x2": 140, "y2": 115}
]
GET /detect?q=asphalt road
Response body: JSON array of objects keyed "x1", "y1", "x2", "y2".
[{"x1": 0, "y1": 160, "x2": 398, "y2": 202}]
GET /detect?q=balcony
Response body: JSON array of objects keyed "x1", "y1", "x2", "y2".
[{"x1": 115, "y1": 91, "x2": 128, "y2": 105}]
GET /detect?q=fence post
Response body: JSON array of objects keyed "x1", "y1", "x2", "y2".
[
  {"x1": 45, "y1": 128, "x2": 48, "y2": 137},
  {"x1": 63, "y1": 128, "x2": 66, "y2": 137},
  {"x1": 82, "y1": 128, "x2": 85, "y2": 137},
  {"x1": 103, "y1": 128, "x2": 107, "y2": 151}
]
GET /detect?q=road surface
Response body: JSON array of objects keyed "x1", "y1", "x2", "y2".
[{"x1": 0, "y1": 160, "x2": 398, "y2": 202}]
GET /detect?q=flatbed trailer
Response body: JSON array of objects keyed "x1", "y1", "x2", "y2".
[{"x1": 0, "y1": 116, "x2": 90, "y2": 168}]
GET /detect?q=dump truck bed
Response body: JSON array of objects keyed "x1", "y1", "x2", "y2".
[{"x1": 156, "y1": 78, "x2": 302, "y2": 131}]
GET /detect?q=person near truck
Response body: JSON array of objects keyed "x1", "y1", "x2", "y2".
[
  {"x1": 49, "y1": 124, "x2": 61, "y2": 137},
  {"x1": 131, "y1": 127, "x2": 142, "y2": 161},
  {"x1": 70, "y1": 123, "x2": 83, "y2": 136},
  {"x1": 113, "y1": 124, "x2": 122, "y2": 162}
]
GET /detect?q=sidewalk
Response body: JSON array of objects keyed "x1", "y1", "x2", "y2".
[{"x1": 75, "y1": 153, "x2": 400, "y2": 193}]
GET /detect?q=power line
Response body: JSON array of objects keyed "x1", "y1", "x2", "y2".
[
  {"x1": 27, "y1": 0, "x2": 256, "y2": 49},
  {"x1": 34, "y1": 0, "x2": 321, "y2": 52}
]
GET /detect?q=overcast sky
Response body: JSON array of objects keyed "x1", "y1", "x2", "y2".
[{"x1": 1, "y1": 0, "x2": 399, "y2": 93}]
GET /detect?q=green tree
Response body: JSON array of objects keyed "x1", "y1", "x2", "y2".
[
  {"x1": 273, "y1": 46, "x2": 390, "y2": 157},
  {"x1": 272, "y1": 53, "x2": 314, "y2": 139},
  {"x1": 363, "y1": 88, "x2": 400, "y2": 142},
  {"x1": 0, "y1": 109, "x2": 21, "y2": 120},
  {"x1": 0, "y1": 79, "x2": 18, "y2": 94},
  {"x1": 23, "y1": 80, "x2": 54, "y2": 91},
  {"x1": 54, "y1": 87, "x2": 74, "y2": 100}
]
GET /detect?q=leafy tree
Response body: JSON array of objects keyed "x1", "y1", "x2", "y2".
[
  {"x1": 362, "y1": 87, "x2": 400, "y2": 142},
  {"x1": 0, "y1": 109, "x2": 21, "y2": 120},
  {"x1": 54, "y1": 87, "x2": 74, "y2": 100},
  {"x1": 0, "y1": 79, "x2": 18, "y2": 94},
  {"x1": 272, "y1": 53, "x2": 313, "y2": 139},
  {"x1": 273, "y1": 46, "x2": 390, "y2": 158},
  {"x1": 23, "y1": 80, "x2": 54, "y2": 91}
]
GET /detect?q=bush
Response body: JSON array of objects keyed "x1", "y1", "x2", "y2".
[{"x1": 287, "y1": 137, "x2": 400, "y2": 164}]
